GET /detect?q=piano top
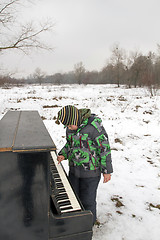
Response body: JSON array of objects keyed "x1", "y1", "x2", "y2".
[{"x1": 0, "y1": 111, "x2": 56, "y2": 153}]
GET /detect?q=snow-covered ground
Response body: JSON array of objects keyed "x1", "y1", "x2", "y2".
[{"x1": 0, "y1": 84, "x2": 160, "y2": 240}]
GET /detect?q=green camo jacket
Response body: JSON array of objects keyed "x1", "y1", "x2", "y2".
[{"x1": 58, "y1": 113, "x2": 113, "y2": 178}]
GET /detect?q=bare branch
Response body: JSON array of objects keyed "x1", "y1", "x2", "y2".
[
  {"x1": 0, "y1": 0, "x2": 20, "y2": 25},
  {"x1": 10, "y1": 22, "x2": 53, "y2": 51},
  {"x1": 0, "y1": 0, "x2": 55, "y2": 54}
]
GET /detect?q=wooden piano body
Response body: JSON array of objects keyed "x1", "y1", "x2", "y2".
[{"x1": 0, "y1": 111, "x2": 93, "y2": 240}]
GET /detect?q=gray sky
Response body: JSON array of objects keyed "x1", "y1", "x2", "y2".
[{"x1": 1, "y1": 0, "x2": 160, "y2": 78}]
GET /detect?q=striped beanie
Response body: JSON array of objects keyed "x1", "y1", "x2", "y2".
[{"x1": 56, "y1": 105, "x2": 81, "y2": 126}]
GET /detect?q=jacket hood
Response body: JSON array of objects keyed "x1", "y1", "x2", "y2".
[{"x1": 79, "y1": 108, "x2": 91, "y2": 123}]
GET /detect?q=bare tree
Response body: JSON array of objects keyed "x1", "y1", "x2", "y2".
[
  {"x1": 142, "y1": 52, "x2": 158, "y2": 96},
  {"x1": 109, "y1": 43, "x2": 126, "y2": 87},
  {"x1": 0, "y1": 0, "x2": 54, "y2": 54},
  {"x1": 54, "y1": 73, "x2": 63, "y2": 85},
  {"x1": 124, "y1": 57, "x2": 132, "y2": 88},
  {"x1": 123, "y1": 50, "x2": 141, "y2": 88},
  {"x1": 128, "y1": 51, "x2": 143, "y2": 88},
  {"x1": 100, "y1": 64, "x2": 116, "y2": 84},
  {"x1": 154, "y1": 44, "x2": 160, "y2": 88},
  {"x1": 33, "y1": 67, "x2": 46, "y2": 85},
  {"x1": 74, "y1": 62, "x2": 85, "y2": 84},
  {"x1": 156, "y1": 44, "x2": 160, "y2": 58}
]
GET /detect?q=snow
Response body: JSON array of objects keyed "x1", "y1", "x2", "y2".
[{"x1": 1, "y1": 84, "x2": 160, "y2": 240}]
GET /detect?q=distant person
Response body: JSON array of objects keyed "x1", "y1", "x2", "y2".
[{"x1": 56, "y1": 105, "x2": 113, "y2": 225}]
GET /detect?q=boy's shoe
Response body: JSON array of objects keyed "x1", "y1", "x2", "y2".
[{"x1": 94, "y1": 219, "x2": 101, "y2": 227}]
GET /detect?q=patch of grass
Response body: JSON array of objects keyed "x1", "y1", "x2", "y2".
[
  {"x1": 106, "y1": 98, "x2": 112, "y2": 101},
  {"x1": 52, "y1": 97, "x2": 59, "y2": 101},
  {"x1": 41, "y1": 116, "x2": 47, "y2": 120},
  {"x1": 143, "y1": 110, "x2": 153, "y2": 115},
  {"x1": 118, "y1": 96, "x2": 127, "y2": 101},
  {"x1": 116, "y1": 210, "x2": 123, "y2": 215},
  {"x1": 135, "y1": 105, "x2": 142, "y2": 112},
  {"x1": 136, "y1": 185, "x2": 144, "y2": 188},
  {"x1": 147, "y1": 160, "x2": 154, "y2": 165},
  {"x1": 111, "y1": 195, "x2": 124, "y2": 208},
  {"x1": 114, "y1": 138, "x2": 123, "y2": 144},
  {"x1": 27, "y1": 96, "x2": 42, "y2": 100},
  {"x1": 143, "y1": 120, "x2": 150, "y2": 124},
  {"x1": 111, "y1": 147, "x2": 118, "y2": 151},
  {"x1": 10, "y1": 108, "x2": 20, "y2": 111},
  {"x1": 148, "y1": 203, "x2": 160, "y2": 210},
  {"x1": 43, "y1": 105, "x2": 60, "y2": 108}
]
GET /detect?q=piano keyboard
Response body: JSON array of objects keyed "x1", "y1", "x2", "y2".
[{"x1": 50, "y1": 151, "x2": 81, "y2": 214}]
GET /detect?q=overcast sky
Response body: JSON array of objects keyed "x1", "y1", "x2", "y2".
[{"x1": 1, "y1": 0, "x2": 160, "y2": 78}]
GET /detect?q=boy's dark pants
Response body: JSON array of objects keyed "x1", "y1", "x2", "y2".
[{"x1": 69, "y1": 172, "x2": 101, "y2": 224}]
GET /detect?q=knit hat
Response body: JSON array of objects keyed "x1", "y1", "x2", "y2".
[{"x1": 56, "y1": 105, "x2": 81, "y2": 126}]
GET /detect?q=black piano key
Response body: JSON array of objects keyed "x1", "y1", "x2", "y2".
[
  {"x1": 58, "y1": 200, "x2": 71, "y2": 207},
  {"x1": 52, "y1": 173, "x2": 60, "y2": 178},
  {"x1": 54, "y1": 178, "x2": 61, "y2": 183},
  {"x1": 56, "y1": 194, "x2": 68, "y2": 201},
  {"x1": 50, "y1": 164, "x2": 56, "y2": 168},
  {"x1": 56, "y1": 183, "x2": 64, "y2": 188},
  {"x1": 56, "y1": 193, "x2": 68, "y2": 201},
  {"x1": 54, "y1": 179, "x2": 61, "y2": 183},
  {"x1": 59, "y1": 206, "x2": 73, "y2": 211},
  {"x1": 58, "y1": 188, "x2": 66, "y2": 193}
]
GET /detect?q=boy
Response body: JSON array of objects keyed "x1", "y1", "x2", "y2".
[{"x1": 56, "y1": 105, "x2": 113, "y2": 225}]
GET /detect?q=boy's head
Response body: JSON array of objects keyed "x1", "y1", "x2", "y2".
[{"x1": 56, "y1": 105, "x2": 81, "y2": 127}]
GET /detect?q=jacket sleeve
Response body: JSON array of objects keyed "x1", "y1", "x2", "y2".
[
  {"x1": 91, "y1": 118, "x2": 113, "y2": 174},
  {"x1": 58, "y1": 142, "x2": 69, "y2": 159},
  {"x1": 58, "y1": 129, "x2": 69, "y2": 159}
]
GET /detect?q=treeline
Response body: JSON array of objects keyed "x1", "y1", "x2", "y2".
[{"x1": 1, "y1": 44, "x2": 160, "y2": 94}]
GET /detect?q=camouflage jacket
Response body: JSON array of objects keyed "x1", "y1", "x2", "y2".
[{"x1": 58, "y1": 110, "x2": 113, "y2": 178}]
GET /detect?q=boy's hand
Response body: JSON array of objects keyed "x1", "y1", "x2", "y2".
[
  {"x1": 57, "y1": 155, "x2": 65, "y2": 164},
  {"x1": 103, "y1": 173, "x2": 111, "y2": 183}
]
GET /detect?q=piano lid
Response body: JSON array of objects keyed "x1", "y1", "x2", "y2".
[{"x1": 0, "y1": 111, "x2": 56, "y2": 152}]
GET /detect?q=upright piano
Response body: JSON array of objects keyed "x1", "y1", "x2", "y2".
[{"x1": 0, "y1": 111, "x2": 93, "y2": 240}]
